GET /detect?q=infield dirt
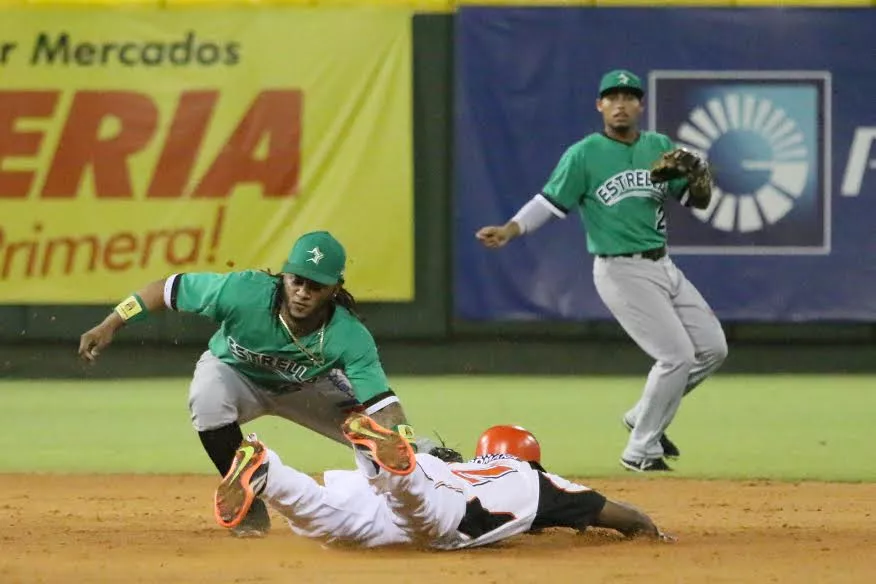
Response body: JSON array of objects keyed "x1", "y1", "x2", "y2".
[{"x1": 2, "y1": 475, "x2": 873, "y2": 583}]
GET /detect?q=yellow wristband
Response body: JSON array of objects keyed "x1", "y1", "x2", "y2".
[{"x1": 115, "y1": 294, "x2": 147, "y2": 323}]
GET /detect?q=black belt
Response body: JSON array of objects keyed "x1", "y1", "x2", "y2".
[{"x1": 597, "y1": 246, "x2": 666, "y2": 261}]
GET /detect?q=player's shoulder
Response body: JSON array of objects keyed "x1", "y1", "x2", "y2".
[
  {"x1": 201, "y1": 269, "x2": 278, "y2": 304},
  {"x1": 179, "y1": 269, "x2": 275, "y2": 289},
  {"x1": 566, "y1": 133, "x2": 604, "y2": 152},
  {"x1": 222, "y1": 269, "x2": 280, "y2": 292},
  {"x1": 330, "y1": 305, "x2": 368, "y2": 330},
  {"x1": 639, "y1": 131, "x2": 676, "y2": 149},
  {"x1": 227, "y1": 271, "x2": 280, "y2": 312},
  {"x1": 329, "y1": 306, "x2": 377, "y2": 348}
]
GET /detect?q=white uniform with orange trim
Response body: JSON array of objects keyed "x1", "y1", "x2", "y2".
[{"x1": 258, "y1": 449, "x2": 607, "y2": 549}]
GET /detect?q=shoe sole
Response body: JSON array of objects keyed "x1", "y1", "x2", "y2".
[
  {"x1": 214, "y1": 440, "x2": 268, "y2": 529},
  {"x1": 622, "y1": 418, "x2": 680, "y2": 459},
  {"x1": 620, "y1": 458, "x2": 645, "y2": 473},
  {"x1": 620, "y1": 458, "x2": 673, "y2": 473},
  {"x1": 342, "y1": 414, "x2": 416, "y2": 476}
]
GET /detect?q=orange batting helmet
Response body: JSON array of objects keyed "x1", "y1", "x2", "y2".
[{"x1": 475, "y1": 425, "x2": 541, "y2": 463}]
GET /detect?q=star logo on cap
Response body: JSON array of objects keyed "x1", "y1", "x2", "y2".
[
  {"x1": 307, "y1": 247, "x2": 325, "y2": 265},
  {"x1": 618, "y1": 73, "x2": 630, "y2": 85}
]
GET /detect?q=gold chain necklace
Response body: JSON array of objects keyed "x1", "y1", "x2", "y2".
[{"x1": 278, "y1": 313, "x2": 326, "y2": 366}]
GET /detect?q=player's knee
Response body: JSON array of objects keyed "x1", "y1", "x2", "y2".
[
  {"x1": 707, "y1": 332, "x2": 729, "y2": 368},
  {"x1": 714, "y1": 336, "x2": 729, "y2": 365},
  {"x1": 188, "y1": 389, "x2": 238, "y2": 432},
  {"x1": 663, "y1": 345, "x2": 696, "y2": 370}
]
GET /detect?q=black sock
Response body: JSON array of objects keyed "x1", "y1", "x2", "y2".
[{"x1": 199, "y1": 423, "x2": 244, "y2": 476}]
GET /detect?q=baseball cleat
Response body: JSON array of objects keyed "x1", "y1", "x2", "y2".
[
  {"x1": 620, "y1": 457, "x2": 673, "y2": 473},
  {"x1": 342, "y1": 413, "x2": 416, "y2": 476},
  {"x1": 215, "y1": 434, "x2": 269, "y2": 529},
  {"x1": 622, "y1": 417, "x2": 681, "y2": 459}
]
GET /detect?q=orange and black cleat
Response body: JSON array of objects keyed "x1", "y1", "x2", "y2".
[
  {"x1": 214, "y1": 434, "x2": 269, "y2": 529},
  {"x1": 342, "y1": 413, "x2": 416, "y2": 476}
]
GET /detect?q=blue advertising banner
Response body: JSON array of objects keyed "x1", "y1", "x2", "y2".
[{"x1": 454, "y1": 8, "x2": 876, "y2": 322}]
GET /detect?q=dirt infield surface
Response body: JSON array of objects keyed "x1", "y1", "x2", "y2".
[{"x1": 2, "y1": 475, "x2": 873, "y2": 583}]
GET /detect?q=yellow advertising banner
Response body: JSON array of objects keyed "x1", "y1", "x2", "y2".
[{"x1": 0, "y1": 8, "x2": 413, "y2": 303}]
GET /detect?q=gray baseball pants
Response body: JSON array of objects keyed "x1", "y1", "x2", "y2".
[
  {"x1": 593, "y1": 255, "x2": 728, "y2": 462},
  {"x1": 188, "y1": 351, "x2": 369, "y2": 445}
]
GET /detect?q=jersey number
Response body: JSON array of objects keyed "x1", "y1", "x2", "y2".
[
  {"x1": 451, "y1": 465, "x2": 517, "y2": 487},
  {"x1": 656, "y1": 205, "x2": 667, "y2": 234}
]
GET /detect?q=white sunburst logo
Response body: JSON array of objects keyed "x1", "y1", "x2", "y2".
[{"x1": 674, "y1": 93, "x2": 809, "y2": 233}]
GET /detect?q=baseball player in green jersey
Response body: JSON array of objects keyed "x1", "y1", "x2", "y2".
[
  {"x1": 476, "y1": 70, "x2": 728, "y2": 473},
  {"x1": 78, "y1": 231, "x2": 457, "y2": 536}
]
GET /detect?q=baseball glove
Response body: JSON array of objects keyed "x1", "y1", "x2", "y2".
[
  {"x1": 650, "y1": 148, "x2": 704, "y2": 183},
  {"x1": 429, "y1": 446, "x2": 464, "y2": 464},
  {"x1": 413, "y1": 434, "x2": 464, "y2": 463}
]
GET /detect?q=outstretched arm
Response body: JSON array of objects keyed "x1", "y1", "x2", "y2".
[
  {"x1": 475, "y1": 219, "x2": 523, "y2": 249},
  {"x1": 531, "y1": 471, "x2": 674, "y2": 542},
  {"x1": 78, "y1": 279, "x2": 168, "y2": 362},
  {"x1": 476, "y1": 194, "x2": 561, "y2": 248},
  {"x1": 477, "y1": 145, "x2": 584, "y2": 249}
]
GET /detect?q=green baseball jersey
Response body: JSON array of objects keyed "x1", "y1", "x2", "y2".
[
  {"x1": 541, "y1": 131, "x2": 689, "y2": 256},
  {"x1": 169, "y1": 270, "x2": 389, "y2": 401}
]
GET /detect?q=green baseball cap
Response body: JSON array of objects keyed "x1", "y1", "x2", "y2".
[
  {"x1": 281, "y1": 231, "x2": 346, "y2": 285},
  {"x1": 598, "y1": 69, "x2": 644, "y2": 98}
]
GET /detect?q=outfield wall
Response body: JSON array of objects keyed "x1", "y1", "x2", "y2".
[{"x1": 1, "y1": 5, "x2": 874, "y2": 376}]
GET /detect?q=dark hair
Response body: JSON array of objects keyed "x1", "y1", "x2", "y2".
[
  {"x1": 268, "y1": 271, "x2": 362, "y2": 322},
  {"x1": 334, "y1": 285, "x2": 362, "y2": 321}
]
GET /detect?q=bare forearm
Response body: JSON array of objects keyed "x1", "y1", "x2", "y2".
[
  {"x1": 370, "y1": 402, "x2": 409, "y2": 429},
  {"x1": 80, "y1": 278, "x2": 172, "y2": 361},
  {"x1": 503, "y1": 220, "x2": 523, "y2": 240},
  {"x1": 102, "y1": 279, "x2": 169, "y2": 330},
  {"x1": 138, "y1": 279, "x2": 169, "y2": 311},
  {"x1": 595, "y1": 499, "x2": 660, "y2": 539},
  {"x1": 477, "y1": 195, "x2": 557, "y2": 248}
]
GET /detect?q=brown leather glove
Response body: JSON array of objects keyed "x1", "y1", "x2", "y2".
[{"x1": 650, "y1": 148, "x2": 704, "y2": 183}]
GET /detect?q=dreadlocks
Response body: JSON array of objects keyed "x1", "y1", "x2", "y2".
[
  {"x1": 267, "y1": 271, "x2": 284, "y2": 317},
  {"x1": 334, "y1": 285, "x2": 362, "y2": 321}
]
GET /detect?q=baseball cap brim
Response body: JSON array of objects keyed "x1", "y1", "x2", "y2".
[
  {"x1": 600, "y1": 86, "x2": 644, "y2": 98},
  {"x1": 281, "y1": 262, "x2": 340, "y2": 285}
]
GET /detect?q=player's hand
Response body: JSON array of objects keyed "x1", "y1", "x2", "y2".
[
  {"x1": 657, "y1": 530, "x2": 677, "y2": 543},
  {"x1": 475, "y1": 223, "x2": 518, "y2": 249},
  {"x1": 78, "y1": 319, "x2": 120, "y2": 362}
]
